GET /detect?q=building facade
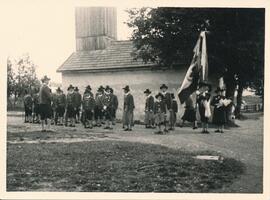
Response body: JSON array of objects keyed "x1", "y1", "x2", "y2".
[{"x1": 57, "y1": 7, "x2": 218, "y2": 121}]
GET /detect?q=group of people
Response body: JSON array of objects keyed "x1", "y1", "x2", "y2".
[
  {"x1": 180, "y1": 82, "x2": 233, "y2": 133},
  {"x1": 23, "y1": 75, "x2": 232, "y2": 133}
]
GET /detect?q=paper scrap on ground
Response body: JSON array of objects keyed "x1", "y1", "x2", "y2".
[{"x1": 194, "y1": 155, "x2": 223, "y2": 161}]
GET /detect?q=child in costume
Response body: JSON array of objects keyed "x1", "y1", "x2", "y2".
[{"x1": 154, "y1": 93, "x2": 166, "y2": 134}]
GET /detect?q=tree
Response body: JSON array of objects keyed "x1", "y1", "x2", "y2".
[
  {"x1": 7, "y1": 54, "x2": 41, "y2": 109},
  {"x1": 126, "y1": 7, "x2": 264, "y2": 117}
]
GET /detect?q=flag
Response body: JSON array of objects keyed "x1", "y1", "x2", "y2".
[
  {"x1": 200, "y1": 31, "x2": 208, "y2": 81},
  {"x1": 178, "y1": 31, "x2": 208, "y2": 104}
]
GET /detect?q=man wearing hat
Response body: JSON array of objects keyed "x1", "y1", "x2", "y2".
[
  {"x1": 160, "y1": 84, "x2": 172, "y2": 132},
  {"x1": 101, "y1": 86, "x2": 114, "y2": 129},
  {"x1": 65, "y1": 84, "x2": 76, "y2": 127},
  {"x1": 110, "y1": 88, "x2": 118, "y2": 126},
  {"x1": 39, "y1": 75, "x2": 52, "y2": 132},
  {"x1": 154, "y1": 92, "x2": 166, "y2": 134},
  {"x1": 144, "y1": 89, "x2": 155, "y2": 128},
  {"x1": 82, "y1": 85, "x2": 95, "y2": 128},
  {"x1": 123, "y1": 85, "x2": 135, "y2": 131},
  {"x1": 94, "y1": 86, "x2": 104, "y2": 127},
  {"x1": 74, "y1": 87, "x2": 82, "y2": 123},
  {"x1": 55, "y1": 87, "x2": 66, "y2": 126}
]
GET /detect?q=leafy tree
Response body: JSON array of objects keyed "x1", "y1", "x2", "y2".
[
  {"x1": 7, "y1": 54, "x2": 41, "y2": 109},
  {"x1": 126, "y1": 7, "x2": 264, "y2": 117}
]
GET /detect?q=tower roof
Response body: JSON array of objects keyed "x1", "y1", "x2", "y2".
[{"x1": 57, "y1": 40, "x2": 157, "y2": 73}]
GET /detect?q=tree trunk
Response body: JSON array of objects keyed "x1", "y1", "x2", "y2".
[{"x1": 235, "y1": 84, "x2": 243, "y2": 119}]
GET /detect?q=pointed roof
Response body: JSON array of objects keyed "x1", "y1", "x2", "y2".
[{"x1": 57, "y1": 40, "x2": 157, "y2": 72}]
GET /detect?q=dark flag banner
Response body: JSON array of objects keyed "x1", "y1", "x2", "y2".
[{"x1": 178, "y1": 31, "x2": 208, "y2": 104}]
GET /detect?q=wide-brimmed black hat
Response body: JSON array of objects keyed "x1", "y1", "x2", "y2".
[
  {"x1": 144, "y1": 89, "x2": 151, "y2": 94},
  {"x1": 155, "y1": 92, "x2": 164, "y2": 99},
  {"x1": 67, "y1": 84, "x2": 74, "y2": 90},
  {"x1": 56, "y1": 87, "x2": 62, "y2": 92},
  {"x1": 74, "y1": 87, "x2": 79, "y2": 91},
  {"x1": 171, "y1": 93, "x2": 175, "y2": 99},
  {"x1": 110, "y1": 88, "x2": 114, "y2": 93},
  {"x1": 123, "y1": 85, "x2": 130, "y2": 91},
  {"x1": 160, "y1": 84, "x2": 168, "y2": 90},
  {"x1": 41, "y1": 75, "x2": 50, "y2": 82},
  {"x1": 215, "y1": 87, "x2": 225, "y2": 93},
  {"x1": 85, "y1": 85, "x2": 92, "y2": 91},
  {"x1": 105, "y1": 85, "x2": 111, "y2": 92}
]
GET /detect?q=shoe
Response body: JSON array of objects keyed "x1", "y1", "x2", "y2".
[
  {"x1": 41, "y1": 129, "x2": 46, "y2": 132},
  {"x1": 155, "y1": 130, "x2": 163, "y2": 134},
  {"x1": 179, "y1": 125, "x2": 183, "y2": 128},
  {"x1": 128, "y1": 128, "x2": 132, "y2": 131},
  {"x1": 215, "y1": 130, "x2": 220, "y2": 133},
  {"x1": 124, "y1": 128, "x2": 129, "y2": 131},
  {"x1": 204, "y1": 130, "x2": 210, "y2": 134},
  {"x1": 168, "y1": 128, "x2": 173, "y2": 131},
  {"x1": 193, "y1": 127, "x2": 198, "y2": 130}
]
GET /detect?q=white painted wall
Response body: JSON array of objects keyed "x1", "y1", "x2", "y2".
[{"x1": 61, "y1": 68, "x2": 219, "y2": 122}]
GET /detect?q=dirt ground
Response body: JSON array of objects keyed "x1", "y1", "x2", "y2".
[{"x1": 6, "y1": 112, "x2": 263, "y2": 193}]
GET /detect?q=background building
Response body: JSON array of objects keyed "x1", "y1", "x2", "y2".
[{"x1": 57, "y1": 7, "x2": 217, "y2": 121}]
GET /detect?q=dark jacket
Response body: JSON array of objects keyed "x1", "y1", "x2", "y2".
[
  {"x1": 95, "y1": 94, "x2": 103, "y2": 109},
  {"x1": 56, "y1": 93, "x2": 66, "y2": 107},
  {"x1": 145, "y1": 95, "x2": 154, "y2": 112},
  {"x1": 39, "y1": 84, "x2": 51, "y2": 105},
  {"x1": 124, "y1": 93, "x2": 135, "y2": 112},
  {"x1": 163, "y1": 92, "x2": 172, "y2": 110},
  {"x1": 66, "y1": 92, "x2": 76, "y2": 107},
  {"x1": 111, "y1": 94, "x2": 119, "y2": 110},
  {"x1": 154, "y1": 100, "x2": 166, "y2": 114},
  {"x1": 82, "y1": 93, "x2": 95, "y2": 110},
  {"x1": 74, "y1": 91, "x2": 82, "y2": 108},
  {"x1": 101, "y1": 93, "x2": 113, "y2": 108},
  {"x1": 24, "y1": 94, "x2": 33, "y2": 108},
  {"x1": 172, "y1": 100, "x2": 178, "y2": 113}
]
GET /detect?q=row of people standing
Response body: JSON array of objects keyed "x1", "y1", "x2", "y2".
[
  {"x1": 24, "y1": 76, "x2": 232, "y2": 133},
  {"x1": 143, "y1": 84, "x2": 178, "y2": 134}
]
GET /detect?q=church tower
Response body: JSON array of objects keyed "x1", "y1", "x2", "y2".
[{"x1": 75, "y1": 7, "x2": 117, "y2": 51}]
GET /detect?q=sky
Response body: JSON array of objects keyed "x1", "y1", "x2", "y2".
[{"x1": 1, "y1": 1, "x2": 135, "y2": 83}]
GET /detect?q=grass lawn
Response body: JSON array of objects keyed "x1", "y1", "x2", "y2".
[{"x1": 7, "y1": 140, "x2": 245, "y2": 192}]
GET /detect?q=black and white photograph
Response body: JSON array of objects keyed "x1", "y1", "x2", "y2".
[{"x1": 1, "y1": 0, "x2": 269, "y2": 199}]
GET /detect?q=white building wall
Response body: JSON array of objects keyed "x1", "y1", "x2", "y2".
[{"x1": 61, "y1": 69, "x2": 218, "y2": 122}]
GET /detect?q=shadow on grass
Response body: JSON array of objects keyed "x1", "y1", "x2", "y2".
[{"x1": 7, "y1": 141, "x2": 245, "y2": 192}]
